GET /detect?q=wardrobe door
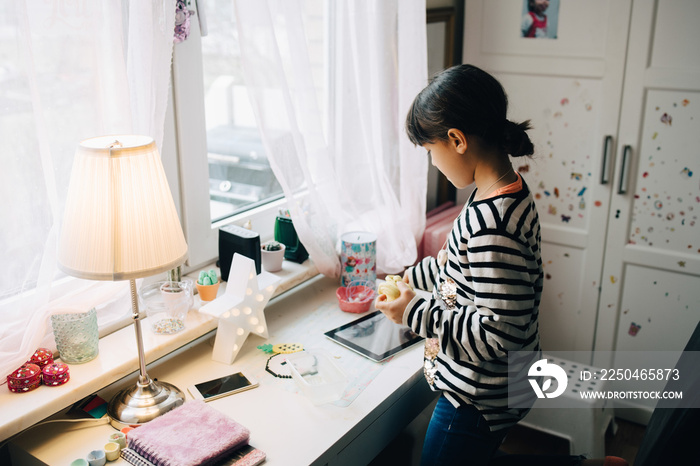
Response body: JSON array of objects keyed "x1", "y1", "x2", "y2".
[
  {"x1": 463, "y1": 1, "x2": 631, "y2": 353},
  {"x1": 594, "y1": 0, "x2": 700, "y2": 418}
]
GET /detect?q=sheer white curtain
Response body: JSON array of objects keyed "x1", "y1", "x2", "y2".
[
  {"x1": 0, "y1": 0, "x2": 176, "y2": 380},
  {"x1": 234, "y1": 0, "x2": 428, "y2": 278}
]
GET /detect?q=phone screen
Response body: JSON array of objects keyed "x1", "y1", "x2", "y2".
[{"x1": 194, "y1": 372, "x2": 254, "y2": 400}]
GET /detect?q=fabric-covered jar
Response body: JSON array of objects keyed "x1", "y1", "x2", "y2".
[
  {"x1": 7, "y1": 363, "x2": 42, "y2": 393},
  {"x1": 42, "y1": 362, "x2": 70, "y2": 386},
  {"x1": 29, "y1": 348, "x2": 54, "y2": 369}
]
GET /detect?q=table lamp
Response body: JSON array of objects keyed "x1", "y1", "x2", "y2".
[{"x1": 57, "y1": 135, "x2": 189, "y2": 427}]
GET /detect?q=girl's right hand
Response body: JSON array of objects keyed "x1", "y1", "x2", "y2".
[{"x1": 375, "y1": 281, "x2": 415, "y2": 325}]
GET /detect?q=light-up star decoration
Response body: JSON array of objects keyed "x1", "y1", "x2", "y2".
[{"x1": 199, "y1": 254, "x2": 280, "y2": 364}]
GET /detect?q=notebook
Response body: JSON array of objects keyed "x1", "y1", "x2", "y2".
[
  {"x1": 122, "y1": 444, "x2": 266, "y2": 466},
  {"x1": 126, "y1": 400, "x2": 250, "y2": 466}
]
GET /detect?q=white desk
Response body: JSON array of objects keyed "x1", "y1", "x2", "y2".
[
  {"x1": 9, "y1": 275, "x2": 436, "y2": 466},
  {"x1": 0, "y1": 260, "x2": 319, "y2": 443}
]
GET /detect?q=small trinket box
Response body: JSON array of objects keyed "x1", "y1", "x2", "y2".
[
  {"x1": 29, "y1": 348, "x2": 54, "y2": 368},
  {"x1": 42, "y1": 362, "x2": 70, "y2": 386},
  {"x1": 7, "y1": 363, "x2": 42, "y2": 393}
]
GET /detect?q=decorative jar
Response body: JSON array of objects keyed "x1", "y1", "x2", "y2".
[
  {"x1": 7, "y1": 363, "x2": 42, "y2": 393},
  {"x1": 50, "y1": 308, "x2": 99, "y2": 364},
  {"x1": 42, "y1": 362, "x2": 70, "y2": 386},
  {"x1": 140, "y1": 280, "x2": 193, "y2": 334},
  {"x1": 340, "y1": 232, "x2": 376, "y2": 286},
  {"x1": 29, "y1": 348, "x2": 54, "y2": 368}
]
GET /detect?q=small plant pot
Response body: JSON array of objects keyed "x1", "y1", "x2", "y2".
[
  {"x1": 196, "y1": 281, "x2": 220, "y2": 302},
  {"x1": 261, "y1": 242, "x2": 286, "y2": 272}
]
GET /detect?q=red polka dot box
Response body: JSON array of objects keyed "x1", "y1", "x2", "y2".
[
  {"x1": 42, "y1": 362, "x2": 70, "y2": 387},
  {"x1": 7, "y1": 363, "x2": 42, "y2": 393}
]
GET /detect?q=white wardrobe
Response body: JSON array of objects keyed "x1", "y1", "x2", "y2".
[{"x1": 461, "y1": 0, "x2": 700, "y2": 417}]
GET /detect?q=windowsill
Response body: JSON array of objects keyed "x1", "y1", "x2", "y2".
[{"x1": 0, "y1": 259, "x2": 319, "y2": 443}]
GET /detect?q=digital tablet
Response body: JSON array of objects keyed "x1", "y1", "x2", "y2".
[{"x1": 324, "y1": 310, "x2": 423, "y2": 362}]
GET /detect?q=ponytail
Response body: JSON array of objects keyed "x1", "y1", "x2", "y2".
[{"x1": 502, "y1": 119, "x2": 534, "y2": 157}]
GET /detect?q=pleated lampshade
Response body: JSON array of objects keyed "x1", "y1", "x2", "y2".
[{"x1": 58, "y1": 135, "x2": 188, "y2": 281}]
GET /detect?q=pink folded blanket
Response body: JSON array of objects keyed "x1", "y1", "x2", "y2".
[{"x1": 127, "y1": 400, "x2": 250, "y2": 466}]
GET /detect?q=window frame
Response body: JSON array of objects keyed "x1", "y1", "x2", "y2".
[
  {"x1": 168, "y1": 6, "x2": 282, "y2": 273},
  {"x1": 168, "y1": 1, "x2": 332, "y2": 274}
]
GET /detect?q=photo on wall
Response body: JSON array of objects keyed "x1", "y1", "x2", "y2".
[{"x1": 521, "y1": 0, "x2": 559, "y2": 39}]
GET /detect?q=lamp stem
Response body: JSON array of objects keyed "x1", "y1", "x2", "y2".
[
  {"x1": 130, "y1": 278, "x2": 150, "y2": 385},
  {"x1": 106, "y1": 278, "x2": 186, "y2": 427}
]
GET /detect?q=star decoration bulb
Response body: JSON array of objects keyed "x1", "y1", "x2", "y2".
[{"x1": 199, "y1": 254, "x2": 280, "y2": 364}]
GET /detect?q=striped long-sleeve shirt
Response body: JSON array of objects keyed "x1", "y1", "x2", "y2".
[{"x1": 404, "y1": 176, "x2": 543, "y2": 431}]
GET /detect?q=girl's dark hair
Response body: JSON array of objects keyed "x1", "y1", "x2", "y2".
[{"x1": 406, "y1": 64, "x2": 534, "y2": 158}]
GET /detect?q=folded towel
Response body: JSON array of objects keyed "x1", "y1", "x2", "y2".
[{"x1": 127, "y1": 400, "x2": 250, "y2": 466}]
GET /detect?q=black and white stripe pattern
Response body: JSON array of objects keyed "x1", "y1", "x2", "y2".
[{"x1": 405, "y1": 178, "x2": 542, "y2": 431}]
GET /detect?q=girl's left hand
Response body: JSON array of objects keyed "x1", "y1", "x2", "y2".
[{"x1": 375, "y1": 281, "x2": 415, "y2": 324}]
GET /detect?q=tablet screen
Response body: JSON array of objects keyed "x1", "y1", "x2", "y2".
[{"x1": 324, "y1": 311, "x2": 423, "y2": 362}]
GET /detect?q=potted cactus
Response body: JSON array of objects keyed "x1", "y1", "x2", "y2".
[
  {"x1": 261, "y1": 241, "x2": 286, "y2": 272},
  {"x1": 195, "y1": 269, "x2": 220, "y2": 302}
]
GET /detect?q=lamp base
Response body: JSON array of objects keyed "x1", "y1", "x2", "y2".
[{"x1": 107, "y1": 378, "x2": 185, "y2": 428}]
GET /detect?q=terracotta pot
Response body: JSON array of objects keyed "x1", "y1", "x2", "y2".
[{"x1": 196, "y1": 281, "x2": 220, "y2": 302}]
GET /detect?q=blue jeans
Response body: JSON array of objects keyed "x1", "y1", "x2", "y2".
[
  {"x1": 421, "y1": 395, "x2": 588, "y2": 466},
  {"x1": 421, "y1": 395, "x2": 508, "y2": 466}
]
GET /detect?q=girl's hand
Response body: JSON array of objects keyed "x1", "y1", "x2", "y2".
[{"x1": 375, "y1": 281, "x2": 415, "y2": 324}]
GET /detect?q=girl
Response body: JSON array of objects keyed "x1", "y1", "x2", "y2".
[
  {"x1": 522, "y1": 0, "x2": 551, "y2": 38},
  {"x1": 375, "y1": 64, "x2": 626, "y2": 466}
]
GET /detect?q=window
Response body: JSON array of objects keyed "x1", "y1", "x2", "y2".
[
  {"x1": 170, "y1": 0, "x2": 329, "y2": 270},
  {"x1": 1, "y1": 2, "x2": 183, "y2": 379}
]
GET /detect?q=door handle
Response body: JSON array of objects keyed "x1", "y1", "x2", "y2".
[
  {"x1": 618, "y1": 145, "x2": 632, "y2": 195},
  {"x1": 601, "y1": 135, "x2": 612, "y2": 185}
]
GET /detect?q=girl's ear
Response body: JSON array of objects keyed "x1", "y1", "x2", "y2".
[{"x1": 447, "y1": 129, "x2": 468, "y2": 154}]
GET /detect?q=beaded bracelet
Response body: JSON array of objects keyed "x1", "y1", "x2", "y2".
[{"x1": 265, "y1": 353, "x2": 292, "y2": 379}]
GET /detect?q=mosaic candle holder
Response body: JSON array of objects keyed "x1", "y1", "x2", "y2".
[
  {"x1": 50, "y1": 308, "x2": 99, "y2": 364},
  {"x1": 42, "y1": 362, "x2": 70, "y2": 386},
  {"x1": 7, "y1": 363, "x2": 42, "y2": 393}
]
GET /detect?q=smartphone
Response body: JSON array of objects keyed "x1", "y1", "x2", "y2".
[{"x1": 187, "y1": 372, "x2": 258, "y2": 402}]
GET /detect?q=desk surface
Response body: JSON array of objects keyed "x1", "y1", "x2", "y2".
[
  {"x1": 0, "y1": 260, "x2": 319, "y2": 443},
  {"x1": 10, "y1": 275, "x2": 434, "y2": 466}
]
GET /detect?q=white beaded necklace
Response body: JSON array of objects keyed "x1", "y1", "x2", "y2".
[{"x1": 436, "y1": 167, "x2": 514, "y2": 267}]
